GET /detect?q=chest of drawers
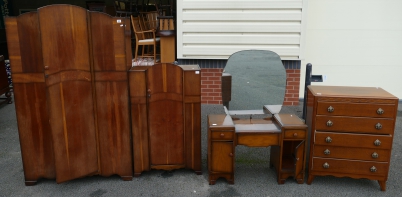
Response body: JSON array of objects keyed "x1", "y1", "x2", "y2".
[{"x1": 306, "y1": 86, "x2": 398, "y2": 191}]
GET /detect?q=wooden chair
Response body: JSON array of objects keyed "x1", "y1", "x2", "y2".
[
  {"x1": 114, "y1": 0, "x2": 134, "y2": 17},
  {"x1": 131, "y1": 16, "x2": 160, "y2": 64}
]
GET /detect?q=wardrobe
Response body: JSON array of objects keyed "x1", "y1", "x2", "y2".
[{"x1": 6, "y1": 5, "x2": 133, "y2": 184}]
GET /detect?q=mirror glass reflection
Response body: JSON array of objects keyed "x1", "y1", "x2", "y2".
[{"x1": 223, "y1": 50, "x2": 286, "y2": 111}]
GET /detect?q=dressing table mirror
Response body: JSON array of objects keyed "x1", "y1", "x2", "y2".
[{"x1": 208, "y1": 50, "x2": 308, "y2": 185}]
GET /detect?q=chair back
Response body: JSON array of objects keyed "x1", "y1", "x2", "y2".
[{"x1": 131, "y1": 16, "x2": 146, "y2": 40}]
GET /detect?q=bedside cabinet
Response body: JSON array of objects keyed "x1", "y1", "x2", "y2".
[
  {"x1": 306, "y1": 85, "x2": 398, "y2": 191},
  {"x1": 208, "y1": 114, "x2": 235, "y2": 185}
]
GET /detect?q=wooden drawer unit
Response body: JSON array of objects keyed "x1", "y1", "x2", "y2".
[{"x1": 306, "y1": 86, "x2": 398, "y2": 191}]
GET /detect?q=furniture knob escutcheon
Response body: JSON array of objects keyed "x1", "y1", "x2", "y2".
[
  {"x1": 327, "y1": 106, "x2": 334, "y2": 113},
  {"x1": 374, "y1": 139, "x2": 381, "y2": 146},
  {"x1": 325, "y1": 136, "x2": 332, "y2": 143},
  {"x1": 375, "y1": 123, "x2": 382, "y2": 130},
  {"x1": 44, "y1": 66, "x2": 49, "y2": 70},
  {"x1": 323, "y1": 162, "x2": 329, "y2": 169},
  {"x1": 376, "y1": 108, "x2": 384, "y2": 115},
  {"x1": 372, "y1": 152, "x2": 379, "y2": 159},
  {"x1": 324, "y1": 149, "x2": 330, "y2": 155},
  {"x1": 293, "y1": 133, "x2": 298, "y2": 137},
  {"x1": 220, "y1": 133, "x2": 225, "y2": 137},
  {"x1": 326, "y1": 120, "x2": 333, "y2": 127},
  {"x1": 370, "y1": 166, "x2": 377, "y2": 172}
]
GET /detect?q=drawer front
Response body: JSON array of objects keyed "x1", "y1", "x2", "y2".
[
  {"x1": 311, "y1": 158, "x2": 388, "y2": 176},
  {"x1": 315, "y1": 115, "x2": 395, "y2": 134},
  {"x1": 315, "y1": 131, "x2": 393, "y2": 149},
  {"x1": 313, "y1": 145, "x2": 390, "y2": 162},
  {"x1": 317, "y1": 102, "x2": 396, "y2": 118},
  {"x1": 284, "y1": 129, "x2": 306, "y2": 139},
  {"x1": 211, "y1": 130, "x2": 234, "y2": 140}
]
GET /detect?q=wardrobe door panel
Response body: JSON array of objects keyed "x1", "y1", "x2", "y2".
[
  {"x1": 147, "y1": 64, "x2": 184, "y2": 166},
  {"x1": 38, "y1": 5, "x2": 98, "y2": 183},
  {"x1": 5, "y1": 14, "x2": 56, "y2": 185},
  {"x1": 90, "y1": 12, "x2": 132, "y2": 179}
]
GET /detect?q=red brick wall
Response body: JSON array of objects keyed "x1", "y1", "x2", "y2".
[{"x1": 201, "y1": 68, "x2": 300, "y2": 106}]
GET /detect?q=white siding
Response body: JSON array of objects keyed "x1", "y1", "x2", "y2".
[
  {"x1": 177, "y1": 0, "x2": 307, "y2": 60},
  {"x1": 301, "y1": 0, "x2": 402, "y2": 99}
]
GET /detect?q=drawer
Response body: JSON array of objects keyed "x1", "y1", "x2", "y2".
[
  {"x1": 311, "y1": 158, "x2": 389, "y2": 176},
  {"x1": 317, "y1": 102, "x2": 396, "y2": 118},
  {"x1": 284, "y1": 129, "x2": 306, "y2": 139},
  {"x1": 313, "y1": 145, "x2": 390, "y2": 162},
  {"x1": 315, "y1": 115, "x2": 395, "y2": 134},
  {"x1": 211, "y1": 130, "x2": 234, "y2": 140},
  {"x1": 315, "y1": 131, "x2": 392, "y2": 149}
]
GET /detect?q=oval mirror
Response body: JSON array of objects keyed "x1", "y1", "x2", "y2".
[{"x1": 223, "y1": 50, "x2": 286, "y2": 112}]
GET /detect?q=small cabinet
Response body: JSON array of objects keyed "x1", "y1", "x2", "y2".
[
  {"x1": 270, "y1": 114, "x2": 307, "y2": 184},
  {"x1": 208, "y1": 114, "x2": 235, "y2": 185}
]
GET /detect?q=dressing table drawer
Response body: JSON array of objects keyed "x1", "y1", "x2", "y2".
[
  {"x1": 284, "y1": 129, "x2": 306, "y2": 139},
  {"x1": 314, "y1": 131, "x2": 393, "y2": 149},
  {"x1": 311, "y1": 158, "x2": 389, "y2": 176},
  {"x1": 315, "y1": 116, "x2": 395, "y2": 134},
  {"x1": 313, "y1": 145, "x2": 390, "y2": 162},
  {"x1": 316, "y1": 102, "x2": 395, "y2": 118},
  {"x1": 211, "y1": 130, "x2": 234, "y2": 140}
]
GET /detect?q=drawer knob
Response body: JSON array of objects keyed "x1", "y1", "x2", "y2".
[
  {"x1": 229, "y1": 153, "x2": 233, "y2": 157},
  {"x1": 325, "y1": 136, "x2": 332, "y2": 143},
  {"x1": 323, "y1": 162, "x2": 329, "y2": 169},
  {"x1": 324, "y1": 149, "x2": 330, "y2": 155},
  {"x1": 44, "y1": 66, "x2": 49, "y2": 70},
  {"x1": 375, "y1": 123, "x2": 382, "y2": 130},
  {"x1": 220, "y1": 133, "x2": 225, "y2": 137},
  {"x1": 327, "y1": 106, "x2": 334, "y2": 113},
  {"x1": 293, "y1": 133, "x2": 298, "y2": 137},
  {"x1": 376, "y1": 108, "x2": 384, "y2": 115},
  {"x1": 372, "y1": 152, "x2": 379, "y2": 159},
  {"x1": 370, "y1": 166, "x2": 377, "y2": 172},
  {"x1": 326, "y1": 120, "x2": 333, "y2": 127},
  {"x1": 374, "y1": 139, "x2": 381, "y2": 146}
]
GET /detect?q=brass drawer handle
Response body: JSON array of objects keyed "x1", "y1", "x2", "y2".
[
  {"x1": 372, "y1": 152, "x2": 379, "y2": 159},
  {"x1": 220, "y1": 133, "x2": 225, "y2": 137},
  {"x1": 325, "y1": 136, "x2": 332, "y2": 143},
  {"x1": 229, "y1": 153, "x2": 233, "y2": 157},
  {"x1": 326, "y1": 120, "x2": 333, "y2": 127},
  {"x1": 376, "y1": 108, "x2": 384, "y2": 115},
  {"x1": 323, "y1": 162, "x2": 329, "y2": 169},
  {"x1": 375, "y1": 123, "x2": 382, "y2": 130},
  {"x1": 370, "y1": 166, "x2": 377, "y2": 172},
  {"x1": 327, "y1": 106, "x2": 334, "y2": 113},
  {"x1": 324, "y1": 149, "x2": 330, "y2": 155},
  {"x1": 374, "y1": 139, "x2": 381, "y2": 146},
  {"x1": 293, "y1": 133, "x2": 298, "y2": 137}
]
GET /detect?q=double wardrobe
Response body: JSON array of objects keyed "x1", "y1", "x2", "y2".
[{"x1": 6, "y1": 5, "x2": 201, "y2": 185}]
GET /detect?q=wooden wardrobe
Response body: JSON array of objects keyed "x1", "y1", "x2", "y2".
[
  {"x1": 129, "y1": 64, "x2": 201, "y2": 176},
  {"x1": 6, "y1": 5, "x2": 132, "y2": 184}
]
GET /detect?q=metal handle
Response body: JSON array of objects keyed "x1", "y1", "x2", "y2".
[
  {"x1": 326, "y1": 120, "x2": 333, "y2": 127},
  {"x1": 375, "y1": 123, "x2": 382, "y2": 130},
  {"x1": 372, "y1": 152, "x2": 379, "y2": 159},
  {"x1": 44, "y1": 66, "x2": 49, "y2": 70},
  {"x1": 374, "y1": 139, "x2": 381, "y2": 146},
  {"x1": 229, "y1": 153, "x2": 233, "y2": 157},
  {"x1": 324, "y1": 149, "x2": 330, "y2": 155},
  {"x1": 323, "y1": 162, "x2": 329, "y2": 169},
  {"x1": 147, "y1": 89, "x2": 151, "y2": 98},
  {"x1": 376, "y1": 108, "x2": 384, "y2": 115},
  {"x1": 327, "y1": 106, "x2": 334, "y2": 113},
  {"x1": 293, "y1": 133, "x2": 298, "y2": 137},
  {"x1": 325, "y1": 136, "x2": 332, "y2": 143},
  {"x1": 370, "y1": 166, "x2": 377, "y2": 172},
  {"x1": 220, "y1": 133, "x2": 225, "y2": 137}
]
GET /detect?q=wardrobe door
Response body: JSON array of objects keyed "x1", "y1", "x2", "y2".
[
  {"x1": 147, "y1": 63, "x2": 184, "y2": 167},
  {"x1": 89, "y1": 12, "x2": 132, "y2": 180},
  {"x1": 38, "y1": 5, "x2": 98, "y2": 183},
  {"x1": 5, "y1": 13, "x2": 55, "y2": 185}
]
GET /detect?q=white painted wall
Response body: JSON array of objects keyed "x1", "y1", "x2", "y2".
[{"x1": 301, "y1": 0, "x2": 402, "y2": 99}]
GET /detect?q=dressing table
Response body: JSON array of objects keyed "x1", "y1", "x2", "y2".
[{"x1": 207, "y1": 50, "x2": 307, "y2": 185}]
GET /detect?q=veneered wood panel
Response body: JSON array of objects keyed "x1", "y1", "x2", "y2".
[
  {"x1": 147, "y1": 64, "x2": 184, "y2": 165},
  {"x1": 90, "y1": 12, "x2": 132, "y2": 179},
  {"x1": 38, "y1": 5, "x2": 98, "y2": 183},
  {"x1": 5, "y1": 14, "x2": 56, "y2": 185}
]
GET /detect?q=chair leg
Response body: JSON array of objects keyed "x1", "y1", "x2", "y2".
[{"x1": 134, "y1": 44, "x2": 139, "y2": 62}]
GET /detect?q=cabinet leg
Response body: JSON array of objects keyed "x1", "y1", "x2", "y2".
[
  {"x1": 195, "y1": 171, "x2": 202, "y2": 175},
  {"x1": 25, "y1": 180, "x2": 37, "y2": 186},
  {"x1": 307, "y1": 175, "x2": 315, "y2": 185},
  {"x1": 278, "y1": 179, "x2": 285, "y2": 185},
  {"x1": 134, "y1": 173, "x2": 141, "y2": 177},
  {"x1": 121, "y1": 176, "x2": 133, "y2": 181},
  {"x1": 378, "y1": 180, "x2": 386, "y2": 191}
]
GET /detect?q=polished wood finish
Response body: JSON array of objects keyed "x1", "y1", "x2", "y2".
[
  {"x1": 207, "y1": 113, "x2": 307, "y2": 185},
  {"x1": 129, "y1": 63, "x2": 201, "y2": 176},
  {"x1": 8, "y1": 5, "x2": 133, "y2": 184},
  {"x1": 306, "y1": 85, "x2": 398, "y2": 191},
  {"x1": 5, "y1": 13, "x2": 56, "y2": 186}
]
